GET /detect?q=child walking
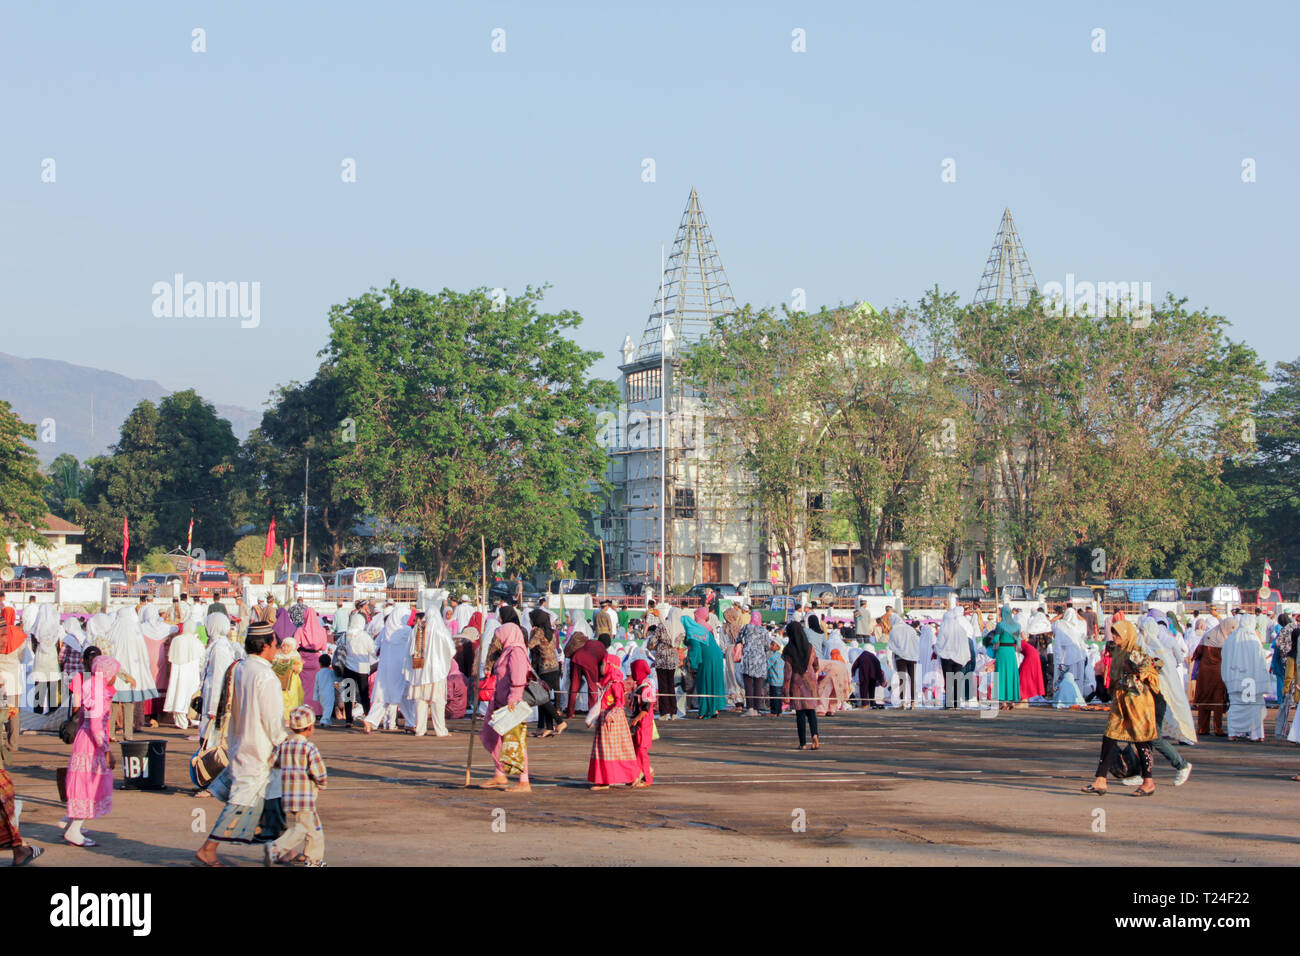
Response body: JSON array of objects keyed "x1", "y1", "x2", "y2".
[
  {"x1": 314, "y1": 655, "x2": 336, "y2": 728},
  {"x1": 271, "y1": 706, "x2": 328, "y2": 866}
]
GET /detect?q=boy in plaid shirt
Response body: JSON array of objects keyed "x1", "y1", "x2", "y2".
[{"x1": 271, "y1": 705, "x2": 328, "y2": 866}]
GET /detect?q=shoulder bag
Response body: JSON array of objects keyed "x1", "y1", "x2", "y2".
[{"x1": 190, "y1": 662, "x2": 238, "y2": 789}]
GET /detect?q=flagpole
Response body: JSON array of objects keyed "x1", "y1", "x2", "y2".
[
  {"x1": 659, "y1": 241, "x2": 666, "y2": 599},
  {"x1": 302, "y1": 453, "x2": 309, "y2": 575}
]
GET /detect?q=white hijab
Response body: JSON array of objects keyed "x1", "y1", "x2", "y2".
[
  {"x1": 62, "y1": 616, "x2": 87, "y2": 653},
  {"x1": 1222, "y1": 613, "x2": 1269, "y2": 696},
  {"x1": 139, "y1": 604, "x2": 174, "y2": 641},
  {"x1": 888, "y1": 619, "x2": 920, "y2": 662},
  {"x1": 107, "y1": 606, "x2": 158, "y2": 694},
  {"x1": 407, "y1": 597, "x2": 454, "y2": 684},
  {"x1": 1052, "y1": 607, "x2": 1088, "y2": 666},
  {"x1": 1138, "y1": 618, "x2": 1195, "y2": 743},
  {"x1": 936, "y1": 604, "x2": 972, "y2": 666}
]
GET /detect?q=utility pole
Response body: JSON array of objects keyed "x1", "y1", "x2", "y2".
[{"x1": 302, "y1": 453, "x2": 309, "y2": 575}]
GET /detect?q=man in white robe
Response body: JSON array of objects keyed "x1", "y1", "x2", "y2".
[
  {"x1": 936, "y1": 597, "x2": 972, "y2": 708},
  {"x1": 196, "y1": 621, "x2": 285, "y2": 866},
  {"x1": 1222, "y1": 613, "x2": 1269, "y2": 741},
  {"x1": 887, "y1": 619, "x2": 920, "y2": 709},
  {"x1": 453, "y1": 595, "x2": 475, "y2": 632}
]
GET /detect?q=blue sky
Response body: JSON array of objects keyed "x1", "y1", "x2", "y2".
[{"x1": 2, "y1": 0, "x2": 1296, "y2": 412}]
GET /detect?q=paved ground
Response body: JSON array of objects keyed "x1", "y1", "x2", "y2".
[{"x1": 6, "y1": 705, "x2": 1298, "y2": 866}]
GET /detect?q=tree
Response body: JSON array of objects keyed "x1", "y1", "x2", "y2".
[
  {"x1": 1222, "y1": 357, "x2": 1300, "y2": 591},
  {"x1": 683, "y1": 305, "x2": 826, "y2": 586},
  {"x1": 77, "y1": 391, "x2": 243, "y2": 560},
  {"x1": 230, "y1": 533, "x2": 283, "y2": 575},
  {"x1": 43, "y1": 453, "x2": 91, "y2": 520},
  {"x1": 325, "y1": 283, "x2": 617, "y2": 584},
  {"x1": 818, "y1": 293, "x2": 972, "y2": 583},
  {"x1": 244, "y1": 365, "x2": 364, "y2": 571},
  {"x1": 0, "y1": 400, "x2": 50, "y2": 559},
  {"x1": 953, "y1": 295, "x2": 1100, "y2": 592}
]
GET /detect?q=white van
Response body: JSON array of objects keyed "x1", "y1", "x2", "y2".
[
  {"x1": 326, "y1": 567, "x2": 388, "y2": 603},
  {"x1": 1188, "y1": 585, "x2": 1242, "y2": 608}
]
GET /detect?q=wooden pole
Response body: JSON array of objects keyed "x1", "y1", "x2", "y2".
[
  {"x1": 599, "y1": 539, "x2": 607, "y2": 600},
  {"x1": 480, "y1": 536, "x2": 487, "y2": 607}
]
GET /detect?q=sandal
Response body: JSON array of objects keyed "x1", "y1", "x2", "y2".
[
  {"x1": 13, "y1": 846, "x2": 44, "y2": 866},
  {"x1": 194, "y1": 853, "x2": 226, "y2": 867},
  {"x1": 1131, "y1": 787, "x2": 1155, "y2": 797},
  {"x1": 1080, "y1": 784, "x2": 1108, "y2": 795},
  {"x1": 63, "y1": 836, "x2": 99, "y2": 848}
]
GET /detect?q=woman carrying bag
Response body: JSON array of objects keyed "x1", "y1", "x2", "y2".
[{"x1": 479, "y1": 622, "x2": 531, "y2": 793}]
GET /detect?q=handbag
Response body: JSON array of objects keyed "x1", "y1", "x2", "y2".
[
  {"x1": 58, "y1": 698, "x2": 79, "y2": 745},
  {"x1": 523, "y1": 679, "x2": 551, "y2": 708},
  {"x1": 584, "y1": 687, "x2": 604, "y2": 727},
  {"x1": 190, "y1": 663, "x2": 237, "y2": 790}
]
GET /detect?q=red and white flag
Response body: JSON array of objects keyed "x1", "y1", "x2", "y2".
[
  {"x1": 121, "y1": 516, "x2": 130, "y2": 571},
  {"x1": 1262, "y1": 559, "x2": 1273, "y2": 591}
]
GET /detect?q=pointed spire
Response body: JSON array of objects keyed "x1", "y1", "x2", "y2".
[
  {"x1": 621, "y1": 335, "x2": 635, "y2": 365},
  {"x1": 973, "y1": 208, "x2": 1037, "y2": 309},
  {"x1": 636, "y1": 188, "x2": 737, "y2": 361}
]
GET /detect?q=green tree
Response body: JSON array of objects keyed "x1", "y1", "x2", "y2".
[
  {"x1": 77, "y1": 391, "x2": 242, "y2": 560},
  {"x1": 0, "y1": 401, "x2": 50, "y2": 560},
  {"x1": 684, "y1": 305, "x2": 826, "y2": 586},
  {"x1": 230, "y1": 533, "x2": 282, "y2": 575},
  {"x1": 244, "y1": 365, "x2": 363, "y2": 571},
  {"x1": 325, "y1": 283, "x2": 617, "y2": 584},
  {"x1": 43, "y1": 453, "x2": 92, "y2": 520}
]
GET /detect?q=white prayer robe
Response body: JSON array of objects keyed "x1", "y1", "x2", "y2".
[
  {"x1": 225, "y1": 655, "x2": 287, "y2": 806},
  {"x1": 1222, "y1": 616, "x2": 1269, "y2": 740}
]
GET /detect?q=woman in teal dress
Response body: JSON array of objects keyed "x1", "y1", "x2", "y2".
[
  {"x1": 993, "y1": 606, "x2": 1021, "y2": 710},
  {"x1": 683, "y1": 613, "x2": 726, "y2": 719}
]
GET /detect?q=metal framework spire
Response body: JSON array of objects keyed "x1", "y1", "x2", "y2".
[
  {"x1": 636, "y1": 187, "x2": 737, "y2": 361},
  {"x1": 973, "y1": 208, "x2": 1037, "y2": 308}
]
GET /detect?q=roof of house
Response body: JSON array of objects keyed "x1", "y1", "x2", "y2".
[{"x1": 41, "y1": 513, "x2": 84, "y2": 535}]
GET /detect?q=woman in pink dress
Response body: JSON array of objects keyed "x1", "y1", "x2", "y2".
[
  {"x1": 1019, "y1": 637, "x2": 1046, "y2": 701},
  {"x1": 479, "y1": 622, "x2": 530, "y2": 793},
  {"x1": 64, "y1": 652, "x2": 122, "y2": 847},
  {"x1": 587, "y1": 654, "x2": 641, "y2": 790},
  {"x1": 629, "y1": 659, "x2": 656, "y2": 787},
  {"x1": 293, "y1": 606, "x2": 330, "y2": 717}
]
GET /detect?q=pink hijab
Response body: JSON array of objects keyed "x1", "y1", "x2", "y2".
[
  {"x1": 750, "y1": 610, "x2": 762, "y2": 627},
  {"x1": 294, "y1": 606, "x2": 329, "y2": 652},
  {"x1": 693, "y1": 606, "x2": 710, "y2": 626},
  {"x1": 79, "y1": 655, "x2": 121, "y2": 718}
]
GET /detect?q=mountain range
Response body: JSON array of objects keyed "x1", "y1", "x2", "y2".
[{"x1": 0, "y1": 352, "x2": 260, "y2": 465}]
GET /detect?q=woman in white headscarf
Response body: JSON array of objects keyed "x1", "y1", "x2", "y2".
[
  {"x1": 106, "y1": 606, "x2": 158, "y2": 740},
  {"x1": 199, "y1": 612, "x2": 242, "y2": 738},
  {"x1": 1052, "y1": 606, "x2": 1091, "y2": 697},
  {"x1": 163, "y1": 614, "x2": 204, "y2": 731},
  {"x1": 1222, "y1": 613, "x2": 1269, "y2": 741},
  {"x1": 137, "y1": 604, "x2": 175, "y2": 726},
  {"x1": 936, "y1": 598, "x2": 973, "y2": 708},
  {"x1": 406, "y1": 593, "x2": 455, "y2": 737},
  {"x1": 84, "y1": 612, "x2": 114, "y2": 655},
  {"x1": 888, "y1": 618, "x2": 921, "y2": 709},
  {"x1": 363, "y1": 605, "x2": 415, "y2": 733},
  {"x1": 60, "y1": 616, "x2": 87, "y2": 679},
  {"x1": 1138, "y1": 617, "x2": 1196, "y2": 747},
  {"x1": 31, "y1": 604, "x2": 63, "y2": 713}
]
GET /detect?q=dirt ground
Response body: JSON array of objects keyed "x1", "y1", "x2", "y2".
[{"x1": 7, "y1": 705, "x2": 1298, "y2": 866}]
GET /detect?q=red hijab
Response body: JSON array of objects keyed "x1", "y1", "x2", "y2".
[
  {"x1": 1, "y1": 606, "x2": 24, "y2": 655},
  {"x1": 631, "y1": 659, "x2": 652, "y2": 684}
]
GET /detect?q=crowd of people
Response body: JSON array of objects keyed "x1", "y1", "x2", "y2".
[{"x1": 0, "y1": 584, "x2": 1295, "y2": 865}]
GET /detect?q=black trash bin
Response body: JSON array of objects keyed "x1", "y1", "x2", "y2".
[{"x1": 120, "y1": 739, "x2": 167, "y2": 790}]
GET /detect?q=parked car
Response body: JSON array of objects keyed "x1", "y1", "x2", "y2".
[
  {"x1": 89, "y1": 566, "x2": 129, "y2": 596},
  {"x1": 12, "y1": 565, "x2": 54, "y2": 591},
  {"x1": 1041, "y1": 585, "x2": 1095, "y2": 606},
  {"x1": 276, "y1": 571, "x2": 327, "y2": 600},
  {"x1": 1145, "y1": 588, "x2": 1180, "y2": 603},
  {"x1": 488, "y1": 578, "x2": 542, "y2": 605},
  {"x1": 905, "y1": 585, "x2": 957, "y2": 600},
  {"x1": 568, "y1": 579, "x2": 628, "y2": 599},
  {"x1": 130, "y1": 572, "x2": 183, "y2": 596},
  {"x1": 1091, "y1": 585, "x2": 1131, "y2": 604},
  {"x1": 685, "y1": 583, "x2": 739, "y2": 601},
  {"x1": 738, "y1": 580, "x2": 778, "y2": 598},
  {"x1": 837, "y1": 583, "x2": 885, "y2": 599},
  {"x1": 386, "y1": 571, "x2": 427, "y2": 593},
  {"x1": 998, "y1": 584, "x2": 1034, "y2": 603},
  {"x1": 190, "y1": 568, "x2": 237, "y2": 599},
  {"x1": 958, "y1": 586, "x2": 992, "y2": 603},
  {"x1": 789, "y1": 582, "x2": 839, "y2": 603}
]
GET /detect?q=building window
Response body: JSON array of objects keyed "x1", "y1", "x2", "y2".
[
  {"x1": 674, "y1": 486, "x2": 696, "y2": 519},
  {"x1": 831, "y1": 549, "x2": 855, "y2": 583},
  {"x1": 809, "y1": 492, "x2": 829, "y2": 540},
  {"x1": 626, "y1": 368, "x2": 662, "y2": 404}
]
